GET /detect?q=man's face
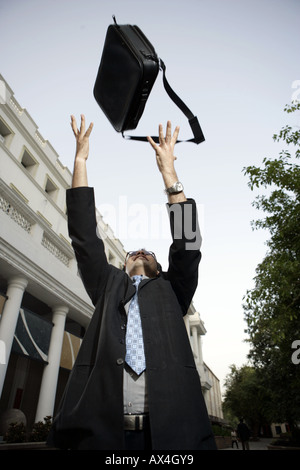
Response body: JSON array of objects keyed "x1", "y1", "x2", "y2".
[{"x1": 125, "y1": 249, "x2": 159, "y2": 277}]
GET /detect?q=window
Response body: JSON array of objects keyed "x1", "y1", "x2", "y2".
[
  {"x1": 0, "y1": 117, "x2": 13, "y2": 147},
  {"x1": 108, "y1": 251, "x2": 115, "y2": 265},
  {"x1": 45, "y1": 176, "x2": 58, "y2": 201},
  {"x1": 21, "y1": 148, "x2": 38, "y2": 176}
]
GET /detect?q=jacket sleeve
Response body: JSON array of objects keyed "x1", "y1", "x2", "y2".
[
  {"x1": 166, "y1": 198, "x2": 202, "y2": 315},
  {"x1": 66, "y1": 187, "x2": 110, "y2": 305}
]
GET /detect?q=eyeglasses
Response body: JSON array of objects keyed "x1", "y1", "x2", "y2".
[{"x1": 125, "y1": 250, "x2": 156, "y2": 264}]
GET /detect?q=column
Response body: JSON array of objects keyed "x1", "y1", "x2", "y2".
[
  {"x1": 191, "y1": 326, "x2": 199, "y2": 364},
  {"x1": 35, "y1": 305, "x2": 68, "y2": 422},
  {"x1": 0, "y1": 276, "x2": 28, "y2": 397},
  {"x1": 197, "y1": 335, "x2": 204, "y2": 365}
]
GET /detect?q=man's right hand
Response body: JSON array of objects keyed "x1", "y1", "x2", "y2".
[{"x1": 71, "y1": 114, "x2": 93, "y2": 161}]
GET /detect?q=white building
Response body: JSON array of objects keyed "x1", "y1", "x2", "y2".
[{"x1": 0, "y1": 74, "x2": 222, "y2": 434}]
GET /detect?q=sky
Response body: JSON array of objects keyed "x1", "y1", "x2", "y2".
[{"x1": 1, "y1": 0, "x2": 299, "y2": 394}]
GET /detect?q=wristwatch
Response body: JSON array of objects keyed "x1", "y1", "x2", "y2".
[{"x1": 164, "y1": 181, "x2": 184, "y2": 194}]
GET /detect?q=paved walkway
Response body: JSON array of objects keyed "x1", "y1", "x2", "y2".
[{"x1": 221, "y1": 438, "x2": 274, "y2": 450}]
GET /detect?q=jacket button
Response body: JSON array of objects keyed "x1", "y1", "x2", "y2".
[{"x1": 116, "y1": 358, "x2": 124, "y2": 365}]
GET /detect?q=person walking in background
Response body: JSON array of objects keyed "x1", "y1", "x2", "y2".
[
  {"x1": 237, "y1": 418, "x2": 251, "y2": 450},
  {"x1": 231, "y1": 429, "x2": 239, "y2": 449}
]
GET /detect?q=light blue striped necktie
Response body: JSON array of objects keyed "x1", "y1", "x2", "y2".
[{"x1": 125, "y1": 275, "x2": 146, "y2": 375}]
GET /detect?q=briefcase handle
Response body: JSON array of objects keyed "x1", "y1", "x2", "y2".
[{"x1": 123, "y1": 59, "x2": 205, "y2": 145}]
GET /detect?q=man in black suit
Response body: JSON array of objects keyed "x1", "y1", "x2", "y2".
[{"x1": 47, "y1": 116, "x2": 216, "y2": 451}]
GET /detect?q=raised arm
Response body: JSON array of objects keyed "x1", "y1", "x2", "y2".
[
  {"x1": 148, "y1": 122, "x2": 201, "y2": 314},
  {"x1": 67, "y1": 115, "x2": 109, "y2": 305},
  {"x1": 70, "y1": 114, "x2": 93, "y2": 188}
]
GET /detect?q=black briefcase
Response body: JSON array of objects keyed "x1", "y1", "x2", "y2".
[{"x1": 93, "y1": 16, "x2": 205, "y2": 144}]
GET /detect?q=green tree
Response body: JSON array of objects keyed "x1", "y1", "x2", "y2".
[
  {"x1": 242, "y1": 102, "x2": 300, "y2": 429},
  {"x1": 223, "y1": 365, "x2": 272, "y2": 436}
]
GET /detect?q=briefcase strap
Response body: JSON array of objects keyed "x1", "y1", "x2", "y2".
[{"x1": 123, "y1": 59, "x2": 205, "y2": 145}]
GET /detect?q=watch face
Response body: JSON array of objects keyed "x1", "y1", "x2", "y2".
[{"x1": 175, "y1": 183, "x2": 183, "y2": 191}]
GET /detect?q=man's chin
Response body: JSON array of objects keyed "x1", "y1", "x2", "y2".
[{"x1": 133, "y1": 256, "x2": 147, "y2": 262}]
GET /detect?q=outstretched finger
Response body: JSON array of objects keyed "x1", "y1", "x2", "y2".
[
  {"x1": 158, "y1": 123, "x2": 165, "y2": 144},
  {"x1": 70, "y1": 115, "x2": 78, "y2": 136},
  {"x1": 79, "y1": 114, "x2": 86, "y2": 136},
  {"x1": 85, "y1": 122, "x2": 94, "y2": 137},
  {"x1": 165, "y1": 120, "x2": 172, "y2": 142},
  {"x1": 147, "y1": 135, "x2": 159, "y2": 152},
  {"x1": 172, "y1": 125, "x2": 180, "y2": 144}
]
